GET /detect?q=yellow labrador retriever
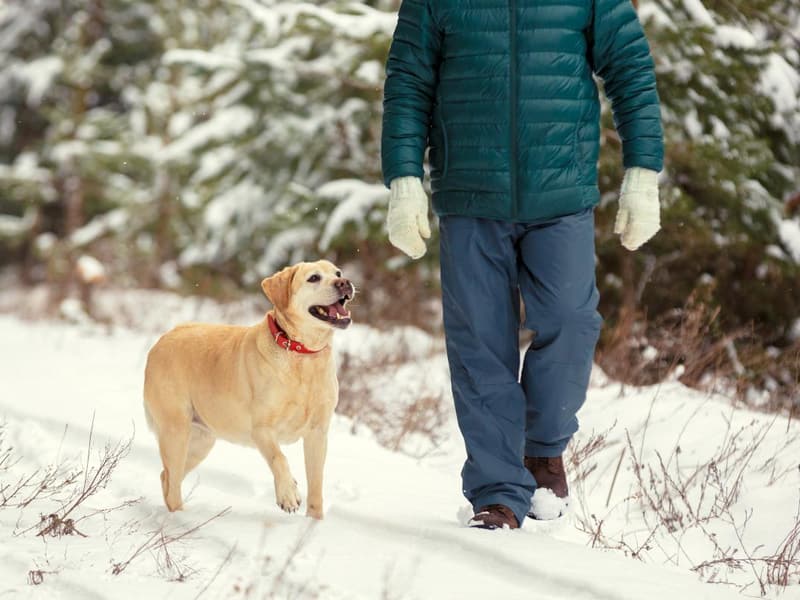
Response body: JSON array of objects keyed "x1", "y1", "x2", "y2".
[{"x1": 143, "y1": 260, "x2": 354, "y2": 519}]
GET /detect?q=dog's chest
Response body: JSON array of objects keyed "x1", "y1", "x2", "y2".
[
  {"x1": 268, "y1": 393, "x2": 334, "y2": 444},
  {"x1": 259, "y1": 358, "x2": 337, "y2": 442},
  {"x1": 274, "y1": 401, "x2": 317, "y2": 440}
]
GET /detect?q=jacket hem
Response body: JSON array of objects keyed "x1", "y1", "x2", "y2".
[{"x1": 432, "y1": 186, "x2": 599, "y2": 224}]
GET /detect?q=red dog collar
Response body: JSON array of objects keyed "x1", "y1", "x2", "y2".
[{"x1": 267, "y1": 314, "x2": 322, "y2": 354}]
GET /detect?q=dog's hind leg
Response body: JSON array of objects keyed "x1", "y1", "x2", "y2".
[
  {"x1": 157, "y1": 419, "x2": 191, "y2": 512},
  {"x1": 184, "y1": 424, "x2": 216, "y2": 475}
]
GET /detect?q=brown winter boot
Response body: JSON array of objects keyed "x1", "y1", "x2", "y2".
[
  {"x1": 468, "y1": 504, "x2": 520, "y2": 530},
  {"x1": 524, "y1": 456, "x2": 568, "y2": 499}
]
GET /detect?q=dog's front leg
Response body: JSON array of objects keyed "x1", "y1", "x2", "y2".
[
  {"x1": 253, "y1": 426, "x2": 301, "y2": 513},
  {"x1": 303, "y1": 428, "x2": 328, "y2": 519}
]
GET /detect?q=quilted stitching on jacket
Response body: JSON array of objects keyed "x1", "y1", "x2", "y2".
[{"x1": 381, "y1": 0, "x2": 663, "y2": 222}]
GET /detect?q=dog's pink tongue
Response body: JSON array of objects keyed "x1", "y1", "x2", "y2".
[{"x1": 328, "y1": 302, "x2": 349, "y2": 318}]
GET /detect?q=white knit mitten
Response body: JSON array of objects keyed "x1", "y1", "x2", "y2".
[
  {"x1": 387, "y1": 176, "x2": 431, "y2": 259},
  {"x1": 614, "y1": 167, "x2": 661, "y2": 251}
]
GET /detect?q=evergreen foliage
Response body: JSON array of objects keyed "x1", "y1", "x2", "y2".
[
  {"x1": 593, "y1": 0, "x2": 800, "y2": 403},
  {"x1": 0, "y1": 0, "x2": 798, "y2": 404}
]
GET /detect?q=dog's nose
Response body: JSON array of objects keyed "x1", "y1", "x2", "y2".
[{"x1": 335, "y1": 278, "x2": 354, "y2": 298}]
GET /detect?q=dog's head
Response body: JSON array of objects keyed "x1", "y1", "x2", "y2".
[{"x1": 261, "y1": 260, "x2": 354, "y2": 331}]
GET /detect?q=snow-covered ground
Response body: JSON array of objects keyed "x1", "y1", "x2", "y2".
[{"x1": 1, "y1": 295, "x2": 798, "y2": 599}]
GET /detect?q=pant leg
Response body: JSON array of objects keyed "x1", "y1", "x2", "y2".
[
  {"x1": 518, "y1": 208, "x2": 603, "y2": 458},
  {"x1": 439, "y1": 216, "x2": 536, "y2": 526}
]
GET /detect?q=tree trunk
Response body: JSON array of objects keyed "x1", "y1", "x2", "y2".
[{"x1": 51, "y1": 0, "x2": 107, "y2": 310}]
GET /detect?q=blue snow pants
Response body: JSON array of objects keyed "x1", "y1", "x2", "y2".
[{"x1": 439, "y1": 209, "x2": 603, "y2": 526}]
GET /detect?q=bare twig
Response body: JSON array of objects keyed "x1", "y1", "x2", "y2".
[
  {"x1": 111, "y1": 507, "x2": 230, "y2": 576},
  {"x1": 337, "y1": 340, "x2": 448, "y2": 457},
  {"x1": 605, "y1": 447, "x2": 626, "y2": 508},
  {"x1": 268, "y1": 521, "x2": 317, "y2": 597},
  {"x1": 193, "y1": 543, "x2": 238, "y2": 600}
]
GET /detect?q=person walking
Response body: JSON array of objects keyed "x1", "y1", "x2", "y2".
[{"x1": 381, "y1": 0, "x2": 663, "y2": 529}]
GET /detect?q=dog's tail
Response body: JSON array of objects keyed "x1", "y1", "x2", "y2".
[
  {"x1": 143, "y1": 400, "x2": 156, "y2": 433},
  {"x1": 143, "y1": 364, "x2": 158, "y2": 435},
  {"x1": 142, "y1": 345, "x2": 161, "y2": 435}
]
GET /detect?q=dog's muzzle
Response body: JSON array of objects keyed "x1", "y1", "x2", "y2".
[{"x1": 309, "y1": 278, "x2": 354, "y2": 329}]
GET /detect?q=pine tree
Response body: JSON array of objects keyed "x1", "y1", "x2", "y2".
[
  {"x1": 0, "y1": 0, "x2": 164, "y2": 293},
  {"x1": 157, "y1": 1, "x2": 398, "y2": 287},
  {"x1": 140, "y1": 0, "x2": 430, "y2": 321},
  {"x1": 594, "y1": 0, "x2": 800, "y2": 406}
]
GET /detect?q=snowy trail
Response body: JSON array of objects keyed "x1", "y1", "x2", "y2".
[
  {"x1": 324, "y1": 505, "x2": 646, "y2": 600},
  {"x1": 0, "y1": 315, "x2": 788, "y2": 599}
]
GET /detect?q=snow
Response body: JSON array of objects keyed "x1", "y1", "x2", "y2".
[
  {"x1": 202, "y1": 179, "x2": 264, "y2": 231},
  {"x1": 158, "y1": 261, "x2": 183, "y2": 289},
  {"x1": 163, "y1": 49, "x2": 243, "y2": 71},
  {"x1": 0, "y1": 106, "x2": 15, "y2": 145},
  {"x1": 0, "y1": 152, "x2": 52, "y2": 184},
  {"x1": 316, "y1": 179, "x2": 389, "y2": 250},
  {"x1": 229, "y1": 0, "x2": 283, "y2": 41},
  {"x1": 13, "y1": 55, "x2": 63, "y2": 106},
  {"x1": 75, "y1": 255, "x2": 106, "y2": 284},
  {"x1": 233, "y1": 1, "x2": 396, "y2": 42},
  {"x1": 0, "y1": 211, "x2": 34, "y2": 237},
  {"x1": 669, "y1": 59, "x2": 694, "y2": 84},
  {"x1": 790, "y1": 319, "x2": 800, "y2": 342},
  {"x1": 529, "y1": 488, "x2": 568, "y2": 521},
  {"x1": 246, "y1": 38, "x2": 313, "y2": 70},
  {"x1": 683, "y1": 108, "x2": 703, "y2": 138},
  {"x1": 637, "y1": 2, "x2": 676, "y2": 31},
  {"x1": 760, "y1": 53, "x2": 800, "y2": 113},
  {"x1": 58, "y1": 297, "x2": 91, "y2": 324},
  {"x1": 161, "y1": 106, "x2": 256, "y2": 163},
  {"x1": 1, "y1": 291, "x2": 799, "y2": 599},
  {"x1": 713, "y1": 25, "x2": 758, "y2": 50},
  {"x1": 642, "y1": 345, "x2": 659, "y2": 362},
  {"x1": 709, "y1": 115, "x2": 730, "y2": 140},
  {"x1": 777, "y1": 218, "x2": 800, "y2": 263},
  {"x1": 297, "y1": 3, "x2": 396, "y2": 40},
  {"x1": 252, "y1": 227, "x2": 319, "y2": 281},
  {"x1": 50, "y1": 140, "x2": 87, "y2": 164},
  {"x1": 354, "y1": 60, "x2": 384, "y2": 86},
  {"x1": 70, "y1": 209, "x2": 129, "y2": 247},
  {"x1": 191, "y1": 145, "x2": 239, "y2": 184},
  {"x1": 759, "y1": 53, "x2": 800, "y2": 142},
  {"x1": 681, "y1": 0, "x2": 716, "y2": 28},
  {"x1": 167, "y1": 111, "x2": 195, "y2": 140}
]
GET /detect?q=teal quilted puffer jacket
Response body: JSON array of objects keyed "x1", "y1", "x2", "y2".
[{"x1": 381, "y1": 0, "x2": 664, "y2": 222}]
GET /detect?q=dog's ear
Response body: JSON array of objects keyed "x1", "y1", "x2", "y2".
[{"x1": 261, "y1": 265, "x2": 296, "y2": 310}]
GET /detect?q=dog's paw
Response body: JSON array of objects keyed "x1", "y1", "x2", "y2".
[{"x1": 276, "y1": 479, "x2": 302, "y2": 513}]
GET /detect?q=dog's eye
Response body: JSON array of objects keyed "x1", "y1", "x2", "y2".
[
  {"x1": 307, "y1": 274, "x2": 321, "y2": 283},
  {"x1": 335, "y1": 271, "x2": 341, "y2": 278}
]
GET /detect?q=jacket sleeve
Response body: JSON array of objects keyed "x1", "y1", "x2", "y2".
[
  {"x1": 381, "y1": 0, "x2": 442, "y2": 188},
  {"x1": 591, "y1": 0, "x2": 664, "y2": 172}
]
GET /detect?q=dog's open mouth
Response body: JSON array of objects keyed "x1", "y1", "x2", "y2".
[{"x1": 309, "y1": 297, "x2": 351, "y2": 329}]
